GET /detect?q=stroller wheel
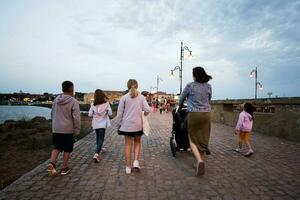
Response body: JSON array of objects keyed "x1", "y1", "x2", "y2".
[{"x1": 170, "y1": 137, "x2": 176, "y2": 157}]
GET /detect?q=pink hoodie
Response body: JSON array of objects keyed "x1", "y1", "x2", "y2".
[
  {"x1": 51, "y1": 94, "x2": 81, "y2": 135},
  {"x1": 235, "y1": 111, "x2": 253, "y2": 132}
]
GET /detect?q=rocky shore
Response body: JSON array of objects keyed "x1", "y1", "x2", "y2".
[{"x1": 0, "y1": 114, "x2": 92, "y2": 190}]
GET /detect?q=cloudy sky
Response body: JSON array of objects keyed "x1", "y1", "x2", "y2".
[{"x1": 0, "y1": 0, "x2": 299, "y2": 99}]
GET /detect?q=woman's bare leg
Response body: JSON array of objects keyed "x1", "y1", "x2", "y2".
[
  {"x1": 189, "y1": 137, "x2": 203, "y2": 162},
  {"x1": 134, "y1": 136, "x2": 141, "y2": 161},
  {"x1": 124, "y1": 136, "x2": 133, "y2": 167}
]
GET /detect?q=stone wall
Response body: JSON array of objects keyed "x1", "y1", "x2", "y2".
[{"x1": 211, "y1": 97, "x2": 300, "y2": 142}]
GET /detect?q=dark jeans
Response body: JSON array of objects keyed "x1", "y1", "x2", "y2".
[{"x1": 95, "y1": 128, "x2": 106, "y2": 154}]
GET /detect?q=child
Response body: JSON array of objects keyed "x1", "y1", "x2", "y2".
[
  {"x1": 234, "y1": 102, "x2": 255, "y2": 157},
  {"x1": 88, "y1": 89, "x2": 112, "y2": 163},
  {"x1": 47, "y1": 81, "x2": 81, "y2": 176}
]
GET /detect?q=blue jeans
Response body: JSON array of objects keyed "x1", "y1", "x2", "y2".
[{"x1": 95, "y1": 128, "x2": 105, "y2": 154}]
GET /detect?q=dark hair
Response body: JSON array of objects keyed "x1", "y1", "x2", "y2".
[
  {"x1": 93, "y1": 89, "x2": 107, "y2": 106},
  {"x1": 62, "y1": 81, "x2": 74, "y2": 92},
  {"x1": 244, "y1": 102, "x2": 255, "y2": 121},
  {"x1": 193, "y1": 67, "x2": 212, "y2": 83}
]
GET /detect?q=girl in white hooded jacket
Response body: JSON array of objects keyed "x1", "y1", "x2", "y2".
[{"x1": 88, "y1": 89, "x2": 112, "y2": 162}]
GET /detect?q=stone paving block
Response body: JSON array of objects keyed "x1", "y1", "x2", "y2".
[{"x1": 0, "y1": 113, "x2": 299, "y2": 199}]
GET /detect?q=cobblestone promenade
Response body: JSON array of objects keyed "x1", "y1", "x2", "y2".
[{"x1": 0, "y1": 112, "x2": 299, "y2": 200}]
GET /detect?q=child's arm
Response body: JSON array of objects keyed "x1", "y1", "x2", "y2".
[
  {"x1": 143, "y1": 97, "x2": 151, "y2": 116},
  {"x1": 107, "y1": 103, "x2": 113, "y2": 116},
  {"x1": 88, "y1": 105, "x2": 93, "y2": 117},
  {"x1": 235, "y1": 113, "x2": 243, "y2": 134},
  {"x1": 72, "y1": 101, "x2": 81, "y2": 135},
  {"x1": 116, "y1": 97, "x2": 125, "y2": 127}
]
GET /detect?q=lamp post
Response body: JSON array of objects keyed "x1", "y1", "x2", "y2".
[
  {"x1": 170, "y1": 42, "x2": 192, "y2": 94},
  {"x1": 250, "y1": 67, "x2": 263, "y2": 99},
  {"x1": 156, "y1": 75, "x2": 163, "y2": 99}
]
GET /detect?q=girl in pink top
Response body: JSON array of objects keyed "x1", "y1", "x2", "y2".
[
  {"x1": 117, "y1": 79, "x2": 150, "y2": 174},
  {"x1": 234, "y1": 102, "x2": 255, "y2": 157}
]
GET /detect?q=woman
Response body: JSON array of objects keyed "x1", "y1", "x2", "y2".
[
  {"x1": 88, "y1": 89, "x2": 112, "y2": 163},
  {"x1": 179, "y1": 66, "x2": 212, "y2": 176},
  {"x1": 117, "y1": 79, "x2": 150, "y2": 174}
]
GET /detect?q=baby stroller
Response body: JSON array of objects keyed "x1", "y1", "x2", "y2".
[
  {"x1": 170, "y1": 105, "x2": 211, "y2": 157},
  {"x1": 170, "y1": 105, "x2": 190, "y2": 157}
]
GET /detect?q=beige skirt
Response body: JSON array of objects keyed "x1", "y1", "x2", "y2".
[{"x1": 187, "y1": 112, "x2": 211, "y2": 153}]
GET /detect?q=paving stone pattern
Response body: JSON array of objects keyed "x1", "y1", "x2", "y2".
[{"x1": 0, "y1": 112, "x2": 299, "y2": 200}]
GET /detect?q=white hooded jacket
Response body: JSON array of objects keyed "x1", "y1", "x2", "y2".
[{"x1": 88, "y1": 102, "x2": 112, "y2": 129}]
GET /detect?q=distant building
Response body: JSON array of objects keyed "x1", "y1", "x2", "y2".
[{"x1": 83, "y1": 90, "x2": 124, "y2": 104}]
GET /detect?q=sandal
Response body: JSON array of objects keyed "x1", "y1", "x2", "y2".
[{"x1": 47, "y1": 162, "x2": 57, "y2": 176}]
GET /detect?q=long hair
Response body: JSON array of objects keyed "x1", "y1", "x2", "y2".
[
  {"x1": 93, "y1": 89, "x2": 107, "y2": 106},
  {"x1": 193, "y1": 67, "x2": 212, "y2": 83},
  {"x1": 244, "y1": 102, "x2": 255, "y2": 121},
  {"x1": 127, "y1": 79, "x2": 139, "y2": 98}
]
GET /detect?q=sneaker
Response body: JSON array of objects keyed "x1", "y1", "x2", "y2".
[
  {"x1": 93, "y1": 153, "x2": 99, "y2": 163},
  {"x1": 47, "y1": 162, "x2": 57, "y2": 176},
  {"x1": 234, "y1": 148, "x2": 241, "y2": 153},
  {"x1": 125, "y1": 166, "x2": 131, "y2": 174},
  {"x1": 244, "y1": 151, "x2": 254, "y2": 157},
  {"x1": 196, "y1": 161, "x2": 205, "y2": 176},
  {"x1": 133, "y1": 160, "x2": 140, "y2": 172},
  {"x1": 61, "y1": 167, "x2": 71, "y2": 175}
]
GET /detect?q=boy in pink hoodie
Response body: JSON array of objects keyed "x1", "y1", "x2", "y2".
[
  {"x1": 234, "y1": 102, "x2": 255, "y2": 157},
  {"x1": 47, "y1": 81, "x2": 81, "y2": 176}
]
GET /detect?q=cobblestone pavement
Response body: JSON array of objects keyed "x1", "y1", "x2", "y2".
[{"x1": 0, "y1": 112, "x2": 299, "y2": 200}]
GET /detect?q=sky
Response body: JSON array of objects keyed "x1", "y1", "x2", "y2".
[{"x1": 0, "y1": 0, "x2": 299, "y2": 99}]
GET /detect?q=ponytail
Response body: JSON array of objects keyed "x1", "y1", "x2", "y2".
[
  {"x1": 127, "y1": 79, "x2": 139, "y2": 98},
  {"x1": 129, "y1": 87, "x2": 138, "y2": 98}
]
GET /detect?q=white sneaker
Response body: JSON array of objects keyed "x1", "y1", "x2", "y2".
[
  {"x1": 234, "y1": 148, "x2": 241, "y2": 152},
  {"x1": 133, "y1": 160, "x2": 140, "y2": 169},
  {"x1": 93, "y1": 153, "x2": 99, "y2": 163},
  {"x1": 125, "y1": 166, "x2": 131, "y2": 174}
]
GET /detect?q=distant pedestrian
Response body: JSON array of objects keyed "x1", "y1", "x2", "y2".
[
  {"x1": 159, "y1": 103, "x2": 163, "y2": 114},
  {"x1": 166, "y1": 97, "x2": 171, "y2": 113},
  {"x1": 88, "y1": 89, "x2": 112, "y2": 163},
  {"x1": 117, "y1": 79, "x2": 150, "y2": 174},
  {"x1": 234, "y1": 102, "x2": 255, "y2": 157},
  {"x1": 47, "y1": 81, "x2": 81, "y2": 176},
  {"x1": 179, "y1": 66, "x2": 212, "y2": 176},
  {"x1": 151, "y1": 98, "x2": 157, "y2": 112}
]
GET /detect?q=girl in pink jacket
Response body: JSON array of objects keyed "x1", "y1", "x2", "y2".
[{"x1": 234, "y1": 103, "x2": 255, "y2": 157}]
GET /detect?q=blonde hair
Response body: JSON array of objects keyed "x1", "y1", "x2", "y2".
[{"x1": 127, "y1": 79, "x2": 138, "y2": 98}]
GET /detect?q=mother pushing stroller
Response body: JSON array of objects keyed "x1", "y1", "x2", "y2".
[{"x1": 179, "y1": 67, "x2": 212, "y2": 176}]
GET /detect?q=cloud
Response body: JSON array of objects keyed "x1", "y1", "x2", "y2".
[{"x1": 0, "y1": 0, "x2": 299, "y2": 98}]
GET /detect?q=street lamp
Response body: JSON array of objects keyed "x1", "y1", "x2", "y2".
[
  {"x1": 170, "y1": 42, "x2": 192, "y2": 94},
  {"x1": 153, "y1": 75, "x2": 163, "y2": 99},
  {"x1": 250, "y1": 67, "x2": 263, "y2": 99}
]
